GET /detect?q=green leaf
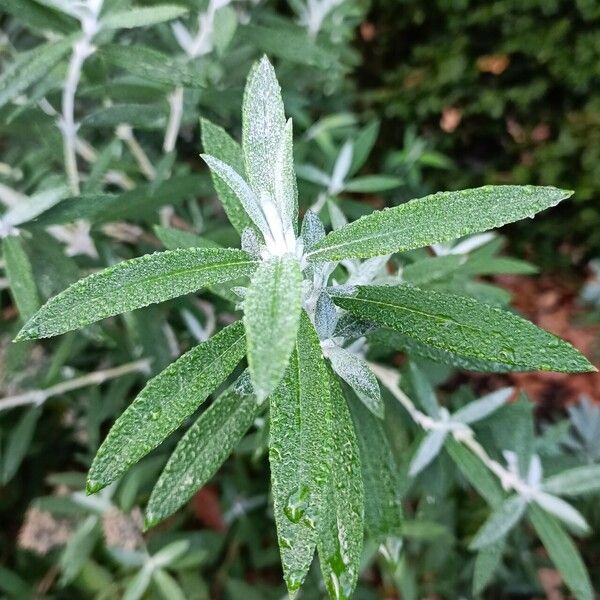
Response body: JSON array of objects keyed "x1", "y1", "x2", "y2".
[
  {"x1": 409, "y1": 430, "x2": 447, "y2": 476},
  {"x1": 153, "y1": 226, "x2": 220, "y2": 250},
  {"x1": 317, "y1": 372, "x2": 364, "y2": 600},
  {"x1": 82, "y1": 104, "x2": 167, "y2": 129},
  {"x1": 0, "y1": 0, "x2": 74, "y2": 33},
  {"x1": 543, "y1": 465, "x2": 600, "y2": 497},
  {"x1": 146, "y1": 373, "x2": 258, "y2": 526},
  {"x1": 237, "y1": 24, "x2": 335, "y2": 69},
  {"x1": 445, "y1": 438, "x2": 504, "y2": 507},
  {"x1": 307, "y1": 186, "x2": 572, "y2": 262},
  {"x1": 100, "y1": 45, "x2": 205, "y2": 88},
  {"x1": 200, "y1": 118, "x2": 254, "y2": 234},
  {"x1": 2, "y1": 235, "x2": 40, "y2": 321},
  {"x1": 16, "y1": 248, "x2": 257, "y2": 341},
  {"x1": 349, "y1": 121, "x2": 380, "y2": 176},
  {"x1": 59, "y1": 516, "x2": 100, "y2": 585},
  {"x1": 473, "y1": 540, "x2": 505, "y2": 595},
  {"x1": 101, "y1": 5, "x2": 188, "y2": 29},
  {"x1": 269, "y1": 312, "x2": 333, "y2": 596},
  {"x1": 152, "y1": 569, "x2": 186, "y2": 600},
  {"x1": 327, "y1": 346, "x2": 383, "y2": 418},
  {"x1": 244, "y1": 255, "x2": 302, "y2": 402},
  {"x1": 469, "y1": 495, "x2": 527, "y2": 549},
  {"x1": 86, "y1": 321, "x2": 247, "y2": 492},
  {"x1": 1, "y1": 408, "x2": 40, "y2": 484},
  {"x1": 348, "y1": 393, "x2": 402, "y2": 540},
  {"x1": 343, "y1": 175, "x2": 403, "y2": 193},
  {"x1": 274, "y1": 118, "x2": 298, "y2": 231},
  {"x1": 0, "y1": 36, "x2": 73, "y2": 109},
  {"x1": 528, "y1": 503, "x2": 594, "y2": 600},
  {"x1": 402, "y1": 255, "x2": 464, "y2": 286},
  {"x1": 213, "y1": 5, "x2": 237, "y2": 54},
  {"x1": 405, "y1": 362, "x2": 440, "y2": 418},
  {"x1": 333, "y1": 285, "x2": 595, "y2": 373},
  {"x1": 242, "y1": 56, "x2": 286, "y2": 196}
]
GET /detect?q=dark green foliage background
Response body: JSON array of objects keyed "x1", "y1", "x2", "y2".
[{"x1": 359, "y1": 0, "x2": 600, "y2": 264}]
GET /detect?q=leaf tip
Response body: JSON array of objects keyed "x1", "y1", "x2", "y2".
[{"x1": 85, "y1": 479, "x2": 104, "y2": 495}]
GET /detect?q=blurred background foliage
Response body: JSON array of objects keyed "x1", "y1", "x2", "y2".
[{"x1": 359, "y1": 0, "x2": 600, "y2": 266}]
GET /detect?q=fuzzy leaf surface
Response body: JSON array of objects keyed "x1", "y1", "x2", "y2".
[
  {"x1": 317, "y1": 372, "x2": 364, "y2": 600},
  {"x1": 348, "y1": 394, "x2": 402, "y2": 540},
  {"x1": 201, "y1": 118, "x2": 254, "y2": 234},
  {"x1": 269, "y1": 313, "x2": 333, "y2": 596},
  {"x1": 307, "y1": 186, "x2": 572, "y2": 262},
  {"x1": 242, "y1": 56, "x2": 286, "y2": 196},
  {"x1": 244, "y1": 255, "x2": 302, "y2": 401},
  {"x1": 470, "y1": 495, "x2": 527, "y2": 549},
  {"x1": 17, "y1": 248, "x2": 256, "y2": 341},
  {"x1": 146, "y1": 373, "x2": 258, "y2": 526},
  {"x1": 333, "y1": 285, "x2": 595, "y2": 373},
  {"x1": 101, "y1": 5, "x2": 188, "y2": 29},
  {"x1": 87, "y1": 322, "x2": 246, "y2": 492}
]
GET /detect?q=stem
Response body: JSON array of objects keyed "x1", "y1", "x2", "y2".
[
  {"x1": 369, "y1": 362, "x2": 535, "y2": 497},
  {"x1": 116, "y1": 124, "x2": 156, "y2": 181},
  {"x1": 163, "y1": 87, "x2": 184, "y2": 153},
  {"x1": 0, "y1": 359, "x2": 151, "y2": 412}
]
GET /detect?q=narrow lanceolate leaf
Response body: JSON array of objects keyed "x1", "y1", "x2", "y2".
[
  {"x1": 470, "y1": 495, "x2": 527, "y2": 549},
  {"x1": 307, "y1": 186, "x2": 572, "y2": 262},
  {"x1": 16, "y1": 248, "x2": 257, "y2": 341},
  {"x1": 453, "y1": 388, "x2": 513, "y2": 424},
  {"x1": 101, "y1": 5, "x2": 188, "y2": 30},
  {"x1": 242, "y1": 56, "x2": 286, "y2": 195},
  {"x1": 542, "y1": 464, "x2": 600, "y2": 497},
  {"x1": 528, "y1": 503, "x2": 594, "y2": 600},
  {"x1": 201, "y1": 118, "x2": 254, "y2": 234},
  {"x1": 327, "y1": 346, "x2": 383, "y2": 419},
  {"x1": 146, "y1": 373, "x2": 259, "y2": 526},
  {"x1": 445, "y1": 438, "x2": 504, "y2": 507},
  {"x1": 274, "y1": 118, "x2": 298, "y2": 231},
  {"x1": 533, "y1": 493, "x2": 590, "y2": 535},
  {"x1": 348, "y1": 394, "x2": 402, "y2": 541},
  {"x1": 2, "y1": 235, "x2": 40, "y2": 321},
  {"x1": 244, "y1": 255, "x2": 302, "y2": 402},
  {"x1": 409, "y1": 430, "x2": 447, "y2": 476},
  {"x1": 269, "y1": 313, "x2": 333, "y2": 596},
  {"x1": 200, "y1": 154, "x2": 269, "y2": 238},
  {"x1": 332, "y1": 286, "x2": 595, "y2": 373},
  {"x1": 473, "y1": 540, "x2": 505, "y2": 595},
  {"x1": 317, "y1": 372, "x2": 364, "y2": 600},
  {"x1": 0, "y1": 36, "x2": 73, "y2": 109},
  {"x1": 87, "y1": 322, "x2": 246, "y2": 492}
]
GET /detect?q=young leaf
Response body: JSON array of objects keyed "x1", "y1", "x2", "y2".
[
  {"x1": 146, "y1": 373, "x2": 258, "y2": 526},
  {"x1": 453, "y1": 387, "x2": 513, "y2": 424},
  {"x1": 301, "y1": 210, "x2": 326, "y2": 251},
  {"x1": 332, "y1": 285, "x2": 595, "y2": 373},
  {"x1": 0, "y1": 36, "x2": 73, "y2": 109},
  {"x1": 469, "y1": 495, "x2": 527, "y2": 549},
  {"x1": 1, "y1": 408, "x2": 40, "y2": 484},
  {"x1": 2, "y1": 235, "x2": 40, "y2": 321},
  {"x1": 327, "y1": 346, "x2": 383, "y2": 419},
  {"x1": 343, "y1": 175, "x2": 403, "y2": 193},
  {"x1": 101, "y1": 5, "x2": 188, "y2": 30},
  {"x1": 200, "y1": 154, "x2": 269, "y2": 239},
  {"x1": 244, "y1": 255, "x2": 302, "y2": 402},
  {"x1": 16, "y1": 248, "x2": 257, "y2": 341},
  {"x1": 274, "y1": 118, "x2": 298, "y2": 231},
  {"x1": 542, "y1": 464, "x2": 600, "y2": 497},
  {"x1": 533, "y1": 493, "x2": 590, "y2": 535},
  {"x1": 201, "y1": 118, "x2": 254, "y2": 234},
  {"x1": 307, "y1": 186, "x2": 573, "y2": 262},
  {"x1": 87, "y1": 322, "x2": 247, "y2": 493},
  {"x1": 269, "y1": 312, "x2": 333, "y2": 596},
  {"x1": 314, "y1": 292, "x2": 338, "y2": 339},
  {"x1": 317, "y1": 372, "x2": 364, "y2": 600},
  {"x1": 528, "y1": 503, "x2": 593, "y2": 600},
  {"x1": 409, "y1": 430, "x2": 447, "y2": 476},
  {"x1": 242, "y1": 56, "x2": 286, "y2": 196},
  {"x1": 348, "y1": 394, "x2": 402, "y2": 540}
]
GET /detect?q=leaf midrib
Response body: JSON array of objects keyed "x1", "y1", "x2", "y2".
[{"x1": 340, "y1": 295, "x2": 522, "y2": 368}]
